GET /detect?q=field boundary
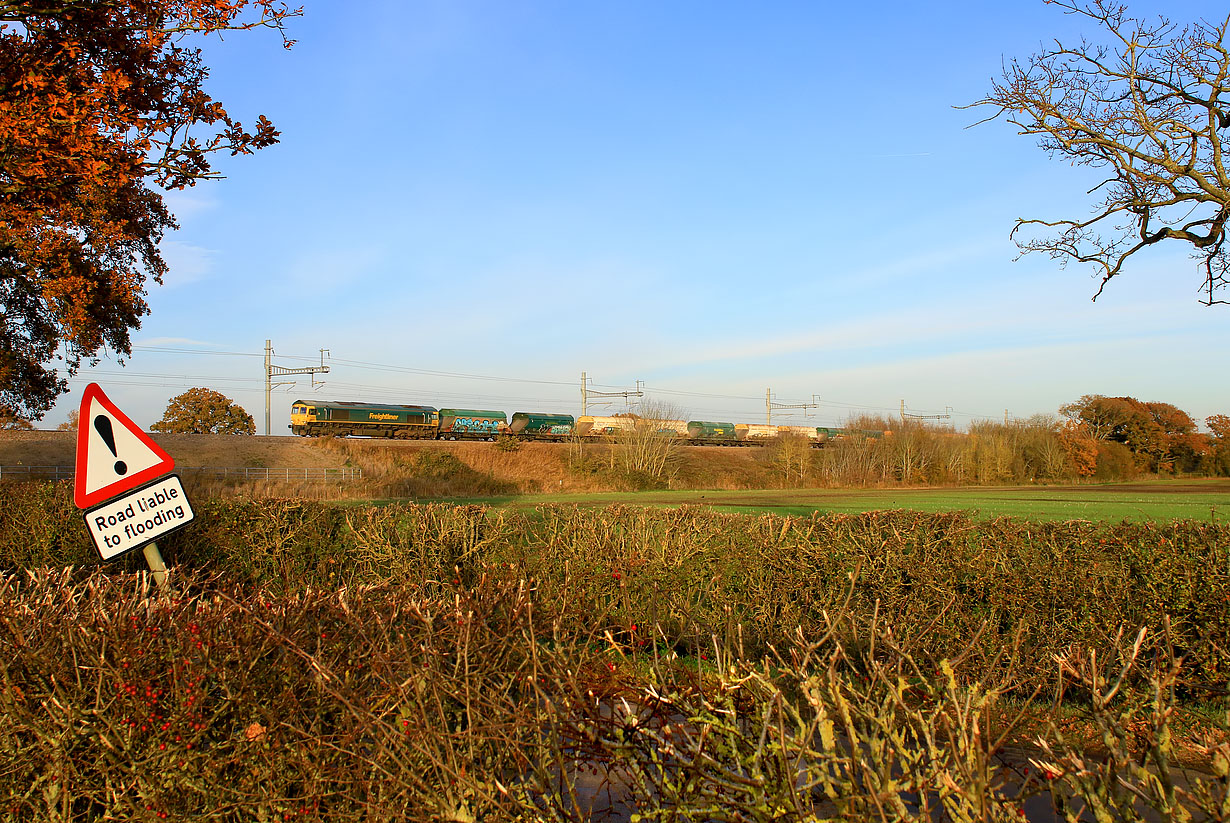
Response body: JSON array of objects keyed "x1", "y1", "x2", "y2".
[{"x1": 0, "y1": 465, "x2": 364, "y2": 482}]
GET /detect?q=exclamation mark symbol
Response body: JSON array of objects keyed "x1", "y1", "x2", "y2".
[{"x1": 93, "y1": 415, "x2": 127, "y2": 476}]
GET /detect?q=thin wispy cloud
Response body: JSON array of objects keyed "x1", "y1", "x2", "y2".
[
  {"x1": 281, "y1": 244, "x2": 390, "y2": 294},
  {"x1": 158, "y1": 240, "x2": 215, "y2": 287},
  {"x1": 161, "y1": 190, "x2": 219, "y2": 221},
  {"x1": 133, "y1": 337, "x2": 227, "y2": 348},
  {"x1": 828, "y1": 240, "x2": 1003, "y2": 289}
]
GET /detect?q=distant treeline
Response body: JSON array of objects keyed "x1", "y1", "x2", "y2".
[{"x1": 809, "y1": 395, "x2": 1230, "y2": 486}]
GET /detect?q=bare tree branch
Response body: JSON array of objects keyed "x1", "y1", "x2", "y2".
[{"x1": 967, "y1": 0, "x2": 1230, "y2": 305}]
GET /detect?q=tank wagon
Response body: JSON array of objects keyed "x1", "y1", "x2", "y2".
[
  {"x1": 687, "y1": 423, "x2": 891, "y2": 446},
  {"x1": 508, "y1": 413, "x2": 575, "y2": 440},
  {"x1": 438, "y1": 409, "x2": 506, "y2": 438},
  {"x1": 816, "y1": 427, "x2": 889, "y2": 440},
  {"x1": 574, "y1": 416, "x2": 690, "y2": 437},
  {"x1": 574, "y1": 416, "x2": 635, "y2": 436},
  {"x1": 290, "y1": 400, "x2": 886, "y2": 446},
  {"x1": 691, "y1": 423, "x2": 835, "y2": 445},
  {"x1": 736, "y1": 423, "x2": 780, "y2": 442},
  {"x1": 686, "y1": 421, "x2": 738, "y2": 443},
  {"x1": 652, "y1": 419, "x2": 690, "y2": 437}
]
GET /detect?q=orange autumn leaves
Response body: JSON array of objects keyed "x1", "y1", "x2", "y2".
[{"x1": 0, "y1": 1, "x2": 298, "y2": 419}]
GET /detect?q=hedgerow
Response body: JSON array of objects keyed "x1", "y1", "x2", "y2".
[
  {"x1": 1, "y1": 482, "x2": 1228, "y2": 689},
  {"x1": 1, "y1": 568, "x2": 1226, "y2": 821}
]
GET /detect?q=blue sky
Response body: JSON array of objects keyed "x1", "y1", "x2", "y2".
[{"x1": 49, "y1": 1, "x2": 1230, "y2": 434}]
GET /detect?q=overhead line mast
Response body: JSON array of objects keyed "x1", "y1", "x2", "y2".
[
  {"x1": 264, "y1": 340, "x2": 330, "y2": 436},
  {"x1": 899, "y1": 399, "x2": 952, "y2": 424},
  {"x1": 765, "y1": 388, "x2": 819, "y2": 425},
  {"x1": 580, "y1": 372, "x2": 644, "y2": 416}
]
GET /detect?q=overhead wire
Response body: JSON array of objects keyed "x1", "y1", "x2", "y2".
[{"x1": 115, "y1": 344, "x2": 1010, "y2": 422}]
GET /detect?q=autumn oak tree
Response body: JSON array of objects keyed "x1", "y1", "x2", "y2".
[
  {"x1": 54, "y1": 407, "x2": 77, "y2": 430},
  {"x1": 973, "y1": 1, "x2": 1230, "y2": 305},
  {"x1": 0, "y1": 0, "x2": 299, "y2": 420},
  {"x1": 1056, "y1": 419, "x2": 1099, "y2": 477},
  {"x1": 1208, "y1": 414, "x2": 1230, "y2": 441},
  {"x1": 150, "y1": 387, "x2": 254, "y2": 434},
  {"x1": 1059, "y1": 394, "x2": 1207, "y2": 472},
  {"x1": 1209, "y1": 414, "x2": 1230, "y2": 474}
]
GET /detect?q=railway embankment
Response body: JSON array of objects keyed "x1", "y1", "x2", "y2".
[{"x1": 0, "y1": 430, "x2": 780, "y2": 496}]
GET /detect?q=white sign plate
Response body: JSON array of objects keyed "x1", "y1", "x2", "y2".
[{"x1": 83, "y1": 474, "x2": 195, "y2": 560}]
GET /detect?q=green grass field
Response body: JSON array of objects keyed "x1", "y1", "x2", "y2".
[{"x1": 454, "y1": 478, "x2": 1230, "y2": 523}]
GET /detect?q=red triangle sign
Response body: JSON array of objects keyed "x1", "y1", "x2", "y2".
[{"x1": 74, "y1": 383, "x2": 175, "y2": 509}]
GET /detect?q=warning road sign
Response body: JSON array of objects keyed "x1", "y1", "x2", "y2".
[
  {"x1": 83, "y1": 474, "x2": 195, "y2": 560},
  {"x1": 74, "y1": 383, "x2": 175, "y2": 509}
]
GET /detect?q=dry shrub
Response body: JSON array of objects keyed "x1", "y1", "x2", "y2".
[
  {"x1": 1, "y1": 569, "x2": 1225, "y2": 821},
  {"x1": 497, "y1": 505, "x2": 1230, "y2": 691},
  {"x1": 0, "y1": 569, "x2": 557, "y2": 821},
  {"x1": 815, "y1": 417, "x2": 1100, "y2": 486},
  {"x1": 0, "y1": 480, "x2": 93, "y2": 567},
  {"x1": 541, "y1": 612, "x2": 1229, "y2": 821}
]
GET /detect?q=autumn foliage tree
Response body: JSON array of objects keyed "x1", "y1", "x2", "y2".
[
  {"x1": 1060, "y1": 394, "x2": 1208, "y2": 473},
  {"x1": 150, "y1": 387, "x2": 254, "y2": 435},
  {"x1": 1056, "y1": 419, "x2": 1098, "y2": 477},
  {"x1": 973, "y1": 1, "x2": 1230, "y2": 305},
  {"x1": 0, "y1": 0, "x2": 299, "y2": 420},
  {"x1": 54, "y1": 408, "x2": 78, "y2": 431},
  {"x1": 1209, "y1": 414, "x2": 1230, "y2": 442},
  {"x1": 1208, "y1": 414, "x2": 1230, "y2": 475}
]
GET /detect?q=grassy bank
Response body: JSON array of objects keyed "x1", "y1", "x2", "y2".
[{"x1": 441, "y1": 477, "x2": 1230, "y2": 522}]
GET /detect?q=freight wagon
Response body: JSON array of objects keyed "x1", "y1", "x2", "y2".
[
  {"x1": 686, "y1": 421, "x2": 738, "y2": 443},
  {"x1": 735, "y1": 423, "x2": 780, "y2": 441},
  {"x1": 574, "y1": 416, "x2": 689, "y2": 437},
  {"x1": 574, "y1": 416, "x2": 635, "y2": 436},
  {"x1": 507, "y1": 413, "x2": 575, "y2": 439},
  {"x1": 438, "y1": 409, "x2": 507, "y2": 439}
]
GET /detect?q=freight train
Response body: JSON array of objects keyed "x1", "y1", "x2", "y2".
[{"x1": 289, "y1": 400, "x2": 884, "y2": 446}]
